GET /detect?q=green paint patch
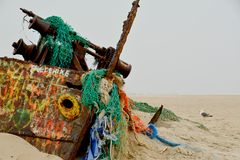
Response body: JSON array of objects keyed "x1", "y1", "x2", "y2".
[
  {"x1": 12, "y1": 108, "x2": 31, "y2": 130},
  {"x1": 4, "y1": 99, "x2": 14, "y2": 113}
]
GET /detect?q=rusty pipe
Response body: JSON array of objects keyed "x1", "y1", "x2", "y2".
[
  {"x1": 85, "y1": 48, "x2": 104, "y2": 60},
  {"x1": 12, "y1": 39, "x2": 37, "y2": 61},
  {"x1": 28, "y1": 16, "x2": 54, "y2": 36},
  {"x1": 20, "y1": 8, "x2": 43, "y2": 19},
  {"x1": 115, "y1": 60, "x2": 132, "y2": 78}
]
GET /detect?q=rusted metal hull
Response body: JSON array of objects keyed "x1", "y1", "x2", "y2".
[{"x1": 0, "y1": 57, "x2": 93, "y2": 160}]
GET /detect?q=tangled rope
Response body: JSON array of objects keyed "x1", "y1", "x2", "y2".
[
  {"x1": 81, "y1": 70, "x2": 127, "y2": 159},
  {"x1": 147, "y1": 124, "x2": 181, "y2": 147}
]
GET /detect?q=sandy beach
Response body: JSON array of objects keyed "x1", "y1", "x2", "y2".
[
  {"x1": 126, "y1": 95, "x2": 240, "y2": 160},
  {"x1": 0, "y1": 95, "x2": 239, "y2": 160}
]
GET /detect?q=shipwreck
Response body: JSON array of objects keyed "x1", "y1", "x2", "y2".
[
  {"x1": 0, "y1": 1, "x2": 179, "y2": 159},
  {"x1": 0, "y1": 1, "x2": 141, "y2": 160}
]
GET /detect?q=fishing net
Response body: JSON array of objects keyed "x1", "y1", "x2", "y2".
[
  {"x1": 160, "y1": 109, "x2": 179, "y2": 121},
  {"x1": 81, "y1": 69, "x2": 123, "y2": 122},
  {"x1": 40, "y1": 16, "x2": 90, "y2": 68},
  {"x1": 129, "y1": 99, "x2": 158, "y2": 113},
  {"x1": 129, "y1": 98, "x2": 179, "y2": 121},
  {"x1": 81, "y1": 69, "x2": 128, "y2": 159}
]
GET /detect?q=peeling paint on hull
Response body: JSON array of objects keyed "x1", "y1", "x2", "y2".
[{"x1": 0, "y1": 57, "x2": 93, "y2": 160}]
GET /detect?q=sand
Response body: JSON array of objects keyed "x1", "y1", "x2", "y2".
[
  {"x1": 125, "y1": 95, "x2": 240, "y2": 160},
  {"x1": 1, "y1": 95, "x2": 240, "y2": 160},
  {"x1": 0, "y1": 133, "x2": 62, "y2": 160}
]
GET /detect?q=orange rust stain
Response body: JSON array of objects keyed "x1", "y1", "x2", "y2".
[
  {"x1": 31, "y1": 84, "x2": 38, "y2": 95},
  {"x1": 55, "y1": 120, "x2": 65, "y2": 139},
  {"x1": 2, "y1": 81, "x2": 9, "y2": 97},
  {"x1": 29, "y1": 102, "x2": 37, "y2": 110},
  {"x1": 8, "y1": 80, "x2": 15, "y2": 98},
  {"x1": 45, "y1": 119, "x2": 54, "y2": 138},
  {"x1": 50, "y1": 85, "x2": 59, "y2": 95}
]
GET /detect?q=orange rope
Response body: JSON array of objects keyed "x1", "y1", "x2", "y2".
[{"x1": 119, "y1": 89, "x2": 149, "y2": 133}]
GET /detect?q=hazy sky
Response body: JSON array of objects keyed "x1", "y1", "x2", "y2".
[{"x1": 0, "y1": 0, "x2": 240, "y2": 95}]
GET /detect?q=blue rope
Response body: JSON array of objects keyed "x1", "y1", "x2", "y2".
[
  {"x1": 81, "y1": 114, "x2": 118, "y2": 160},
  {"x1": 147, "y1": 124, "x2": 181, "y2": 147}
]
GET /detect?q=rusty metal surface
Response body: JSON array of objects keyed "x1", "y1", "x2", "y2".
[
  {"x1": 20, "y1": 8, "x2": 43, "y2": 19},
  {"x1": 149, "y1": 105, "x2": 163, "y2": 124},
  {"x1": 106, "y1": 0, "x2": 140, "y2": 78},
  {"x1": 19, "y1": 8, "x2": 132, "y2": 78},
  {"x1": 0, "y1": 57, "x2": 93, "y2": 160},
  {"x1": 29, "y1": 16, "x2": 54, "y2": 36}
]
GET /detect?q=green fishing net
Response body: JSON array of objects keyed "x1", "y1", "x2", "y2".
[
  {"x1": 81, "y1": 69, "x2": 124, "y2": 144},
  {"x1": 129, "y1": 98, "x2": 179, "y2": 121},
  {"x1": 130, "y1": 99, "x2": 158, "y2": 113},
  {"x1": 40, "y1": 16, "x2": 90, "y2": 68}
]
